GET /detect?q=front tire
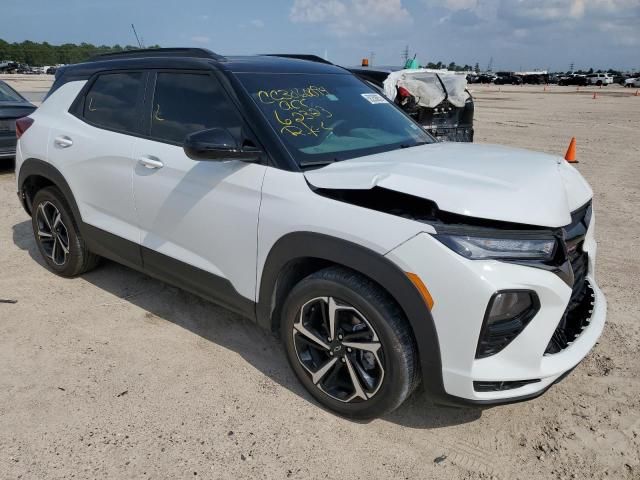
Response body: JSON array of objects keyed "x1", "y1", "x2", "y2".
[
  {"x1": 280, "y1": 267, "x2": 420, "y2": 419},
  {"x1": 31, "y1": 186, "x2": 100, "y2": 277}
]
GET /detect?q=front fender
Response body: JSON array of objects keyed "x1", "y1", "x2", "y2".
[{"x1": 257, "y1": 231, "x2": 445, "y2": 398}]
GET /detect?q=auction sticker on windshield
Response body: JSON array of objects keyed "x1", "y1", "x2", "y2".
[{"x1": 361, "y1": 93, "x2": 387, "y2": 104}]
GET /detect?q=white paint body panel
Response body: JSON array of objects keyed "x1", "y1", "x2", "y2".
[
  {"x1": 256, "y1": 167, "x2": 431, "y2": 300},
  {"x1": 304, "y1": 142, "x2": 593, "y2": 228},
  {"x1": 131, "y1": 138, "x2": 266, "y2": 300},
  {"x1": 18, "y1": 81, "x2": 141, "y2": 243}
]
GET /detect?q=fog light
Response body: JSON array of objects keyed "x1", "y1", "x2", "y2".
[{"x1": 476, "y1": 291, "x2": 540, "y2": 359}]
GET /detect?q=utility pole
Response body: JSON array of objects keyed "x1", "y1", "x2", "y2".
[
  {"x1": 370, "y1": 51, "x2": 375, "y2": 66},
  {"x1": 487, "y1": 56, "x2": 493, "y2": 73},
  {"x1": 569, "y1": 61, "x2": 575, "y2": 73},
  {"x1": 401, "y1": 45, "x2": 409, "y2": 65}
]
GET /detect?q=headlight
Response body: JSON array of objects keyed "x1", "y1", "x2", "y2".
[{"x1": 435, "y1": 234, "x2": 556, "y2": 261}]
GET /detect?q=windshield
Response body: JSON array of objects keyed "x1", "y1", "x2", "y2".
[
  {"x1": 236, "y1": 73, "x2": 432, "y2": 167},
  {"x1": 0, "y1": 82, "x2": 24, "y2": 103}
]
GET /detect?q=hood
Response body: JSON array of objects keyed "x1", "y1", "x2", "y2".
[{"x1": 304, "y1": 142, "x2": 593, "y2": 228}]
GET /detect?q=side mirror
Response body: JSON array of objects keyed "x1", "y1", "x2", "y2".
[{"x1": 183, "y1": 128, "x2": 262, "y2": 162}]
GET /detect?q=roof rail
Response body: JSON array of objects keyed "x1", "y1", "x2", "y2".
[
  {"x1": 88, "y1": 48, "x2": 225, "y2": 62},
  {"x1": 264, "y1": 54, "x2": 334, "y2": 65}
]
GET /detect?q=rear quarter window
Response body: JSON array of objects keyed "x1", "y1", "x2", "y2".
[{"x1": 82, "y1": 72, "x2": 145, "y2": 134}]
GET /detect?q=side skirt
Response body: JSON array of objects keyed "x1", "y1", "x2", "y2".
[{"x1": 82, "y1": 223, "x2": 256, "y2": 321}]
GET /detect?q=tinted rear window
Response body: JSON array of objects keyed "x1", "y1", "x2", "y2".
[{"x1": 83, "y1": 72, "x2": 144, "y2": 134}]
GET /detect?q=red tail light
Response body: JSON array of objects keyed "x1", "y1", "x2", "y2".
[
  {"x1": 397, "y1": 86, "x2": 412, "y2": 98},
  {"x1": 16, "y1": 117, "x2": 34, "y2": 139}
]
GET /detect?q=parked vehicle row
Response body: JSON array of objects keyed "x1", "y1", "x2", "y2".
[
  {"x1": 0, "y1": 61, "x2": 60, "y2": 75},
  {"x1": 467, "y1": 70, "x2": 637, "y2": 87},
  {"x1": 14, "y1": 48, "x2": 606, "y2": 418}
]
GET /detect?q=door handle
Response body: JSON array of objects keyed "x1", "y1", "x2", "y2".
[
  {"x1": 138, "y1": 156, "x2": 164, "y2": 169},
  {"x1": 54, "y1": 136, "x2": 73, "y2": 148}
]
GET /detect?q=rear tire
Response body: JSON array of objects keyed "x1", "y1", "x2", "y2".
[
  {"x1": 280, "y1": 266, "x2": 420, "y2": 419},
  {"x1": 31, "y1": 186, "x2": 100, "y2": 277}
]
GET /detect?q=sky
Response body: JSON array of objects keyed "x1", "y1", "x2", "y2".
[{"x1": 2, "y1": 0, "x2": 639, "y2": 71}]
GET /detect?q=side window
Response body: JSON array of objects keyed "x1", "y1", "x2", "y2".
[
  {"x1": 83, "y1": 72, "x2": 144, "y2": 134},
  {"x1": 150, "y1": 73, "x2": 244, "y2": 144}
]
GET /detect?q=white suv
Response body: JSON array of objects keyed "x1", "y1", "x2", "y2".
[
  {"x1": 586, "y1": 73, "x2": 613, "y2": 86},
  {"x1": 15, "y1": 49, "x2": 606, "y2": 418}
]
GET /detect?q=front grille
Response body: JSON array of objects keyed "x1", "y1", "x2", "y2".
[
  {"x1": 545, "y1": 202, "x2": 593, "y2": 354},
  {"x1": 545, "y1": 280, "x2": 594, "y2": 354}
]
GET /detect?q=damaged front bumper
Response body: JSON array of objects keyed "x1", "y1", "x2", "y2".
[{"x1": 423, "y1": 125, "x2": 474, "y2": 143}]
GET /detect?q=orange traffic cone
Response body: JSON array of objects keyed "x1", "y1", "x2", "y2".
[
  {"x1": 635, "y1": 90, "x2": 639, "y2": 96},
  {"x1": 592, "y1": 92, "x2": 598, "y2": 99},
  {"x1": 565, "y1": 137, "x2": 578, "y2": 163}
]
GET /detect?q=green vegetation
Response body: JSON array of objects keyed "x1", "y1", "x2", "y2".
[
  {"x1": 0, "y1": 39, "x2": 160, "y2": 66},
  {"x1": 422, "y1": 61, "x2": 474, "y2": 72}
]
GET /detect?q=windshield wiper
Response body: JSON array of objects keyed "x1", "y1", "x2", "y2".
[
  {"x1": 399, "y1": 141, "x2": 429, "y2": 149},
  {"x1": 299, "y1": 158, "x2": 340, "y2": 168}
]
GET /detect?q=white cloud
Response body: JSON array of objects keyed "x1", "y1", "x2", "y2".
[
  {"x1": 425, "y1": 0, "x2": 639, "y2": 44},
  {"x1": 290, "y1": 0, "x2": 411, "y2": 36},
  {"x1": 250, "y1": 19, "x2": 265, "y2": 28}
]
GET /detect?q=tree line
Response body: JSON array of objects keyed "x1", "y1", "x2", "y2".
[{"x1": 0, "y1": 39, "x2": 160, "y2": 66}]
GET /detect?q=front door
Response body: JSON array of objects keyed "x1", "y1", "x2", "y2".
[{"x1": 132, "y1": 71, "x2": 266, "y2": 313}]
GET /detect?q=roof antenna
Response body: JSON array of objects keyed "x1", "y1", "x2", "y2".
[{"x1": 131, "y1": 24, "x2": 144, "y2": 49}]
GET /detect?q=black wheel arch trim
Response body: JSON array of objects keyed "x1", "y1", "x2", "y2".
[
  {"x1": 18, "y1": 158, "x2": 82, "y2": 220},
  {"x1": 257, "y1": 231, "x2": 446, "y2": 397}
]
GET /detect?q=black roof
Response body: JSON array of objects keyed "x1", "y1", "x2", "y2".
[
  {"x1": 88, "y1": 47, "x2": 224, "y2": 62},
  {"x1": 59, "y1": 48, "x2": 347, "y2": 79},
  {"x1": 222, "y1": 56, "x2": 346, "y2": 74},
  {"x1": 47, "y1": 48, "x2": 349, "y2": 98}
]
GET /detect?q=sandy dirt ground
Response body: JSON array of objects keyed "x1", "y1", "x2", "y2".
[{"x1": 1, "y1": 76, "x2": 639, "y2": 479}]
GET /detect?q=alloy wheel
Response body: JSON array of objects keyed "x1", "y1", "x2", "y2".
[
  {"x1": 292, "y1": 296, "x2": 385, "y2": 403},
  {"x1": 36, "y1": 201, "x2": 70, "y2": 266}
]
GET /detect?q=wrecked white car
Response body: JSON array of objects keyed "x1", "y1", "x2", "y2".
[{"x1": 348, "y1": 67, "x2": 475, "y2": 142}]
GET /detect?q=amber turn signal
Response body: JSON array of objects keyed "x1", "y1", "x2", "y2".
[{"x1": 406, "y1": 272, "x2": 434, "y2": 310}]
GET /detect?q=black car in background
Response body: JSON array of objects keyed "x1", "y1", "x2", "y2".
[
  {"x1": 558, "y1": 75, "x2": 589, "y2": 86},
  {"x1": 0, "y1": 81, "x2": 37, "y2": 161},
  {"x1": 494, "y1": 72, "x2": 523, "y2": 85},
  {"x1": 522, "y1": 74, "x2": 548, "y2": 84},
  {"x1": 467, "y1": 73, "x2": 494, "y2": 84}
]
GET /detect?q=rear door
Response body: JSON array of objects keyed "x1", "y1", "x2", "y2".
[
  {"x1": 131, "y1": 71, "x2": 267, "y2": 311},
  {"x1": 46, "y1": 71, "x2": 147, "y2": 268}
]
